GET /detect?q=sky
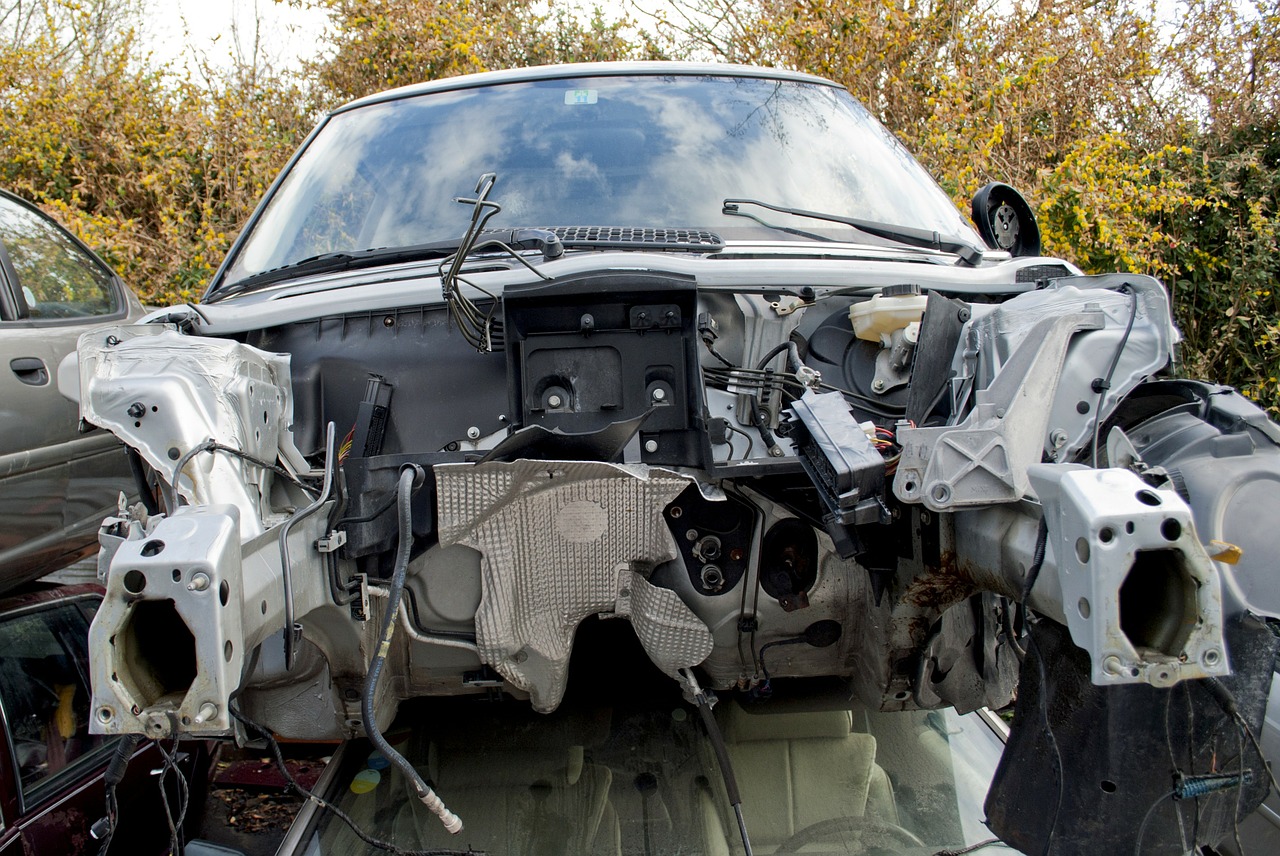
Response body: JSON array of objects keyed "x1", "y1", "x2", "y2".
[{"x1": 141, "y1": 0, "x2": 333, "y2": 71}]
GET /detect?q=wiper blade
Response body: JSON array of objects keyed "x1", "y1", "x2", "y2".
[
  {"x1": 212, "y1": 239, "x2": 465, "y2": 299},
  {"x1": 723, "y1": 197, "x2": 984, "y2": 266}
]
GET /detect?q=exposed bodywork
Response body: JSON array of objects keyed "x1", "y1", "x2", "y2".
[{"x1": 70, "y1": 64, "x2": 1280, "y2": 854}]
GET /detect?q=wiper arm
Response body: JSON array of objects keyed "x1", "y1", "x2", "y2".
[
  {"x1": 723, "y1": 197, "x2": 984, "y2": 266},
  {"x1": 212, "y1": 229, "x2": 562, "y2": 301},
  {"x1": 718, "y1": 204, "x2": 836, "y2": 243}
]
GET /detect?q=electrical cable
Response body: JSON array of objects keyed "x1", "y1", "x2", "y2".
[
  {"x1": 726, "y1": 424, "x2": 755, "y2": 459},
  {"x1": 155, "y1": 738, "x2": 191, "y2": 855},
  {"x1": 1024, "y1": 625, "x2": 1064, "y2": 856},
  {"x1": 279, "y1": 422, "x2": 337, "y2": 670},
  {"x1": 229, "y1": 705, "x2": 479, "y2": 856},
  {"x1": 930, "y1": 840, "x2": 1005, "y2": 856},
  {"x1": 1090, "y1": 286, "x2": 1139, "y2": 468},
  {"x1": 1020, "y1": 518, "x2": 1050, "y2": 604},
  {"x1": 1133, "y1": 790, "x2": 1176, "y2": 856},
  {"x1": 164, "y1": 438, "x2": 317, "y2": 512},
  {"x1": 362, "y1": 465, "x2": 464, "y2": 835},
  {"x1": 679, "y1": 669, "x2": 754, "y2": 856},
  {"x1": 94, "y1": 733, "x2": 140, "y2": 855}
]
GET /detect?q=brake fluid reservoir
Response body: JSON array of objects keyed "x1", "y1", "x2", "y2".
[{"x1": 850, "y1": 286, "x2": 928, "y2": 343}]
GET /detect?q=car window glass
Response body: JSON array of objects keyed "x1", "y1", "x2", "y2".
[
  {"x1": 0, "y1": 602, "x2": 112, "y2": 801},
  {"x1": 0, "y1": 196, "x2": 117, "y2": 319}
]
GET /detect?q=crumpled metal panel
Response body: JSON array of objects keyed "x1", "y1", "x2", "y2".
[
  {"x1": 436, "y1": 460, "x2": 712, "y2": 712},
  {"x1": 78, "y1": 324, "x2": 308, "y2": 537}
]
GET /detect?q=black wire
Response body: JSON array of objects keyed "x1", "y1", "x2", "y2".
[
  {"x1": 360, "y1": 464, "x2": 462, "y2": 838},
  {"x1": 690, "y1": 688, "x2": 754, "y2": 856},
  {"x1": 1025, "y1": 625, "x2": 1064, "y2": 856},
  {"x1": 154, "y1": 738, "x2": 187, "y2": 855},
  {"x1": 1020, "y1": 518, "x2": 1050, "y2": 603},
  {"x1": 930, "y1": 840, "x2": 1005, "y2": 856},
  {"x1": 1091, "y1": 286, "x2": 1139, "y2": 467},
  {"x1": 96, "y1": 734, "x2": 141, "y2": 855},
  {"x1": 229, "y1": 705, "x2": 479, "y2": 856},
  {"x1": 166, "y1": 439, "x2": 317, "y2": 510},
  {"x1": 726, "y1": 424, "x2": 755, "y2": 459}
]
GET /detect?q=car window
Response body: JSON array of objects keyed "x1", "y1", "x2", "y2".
[
  {"x1": 0, "y1": 600, "x2": 113, "y2": 804},
  {"x1": 0, "y1": 195, "x2": 118, "y2": 320}
]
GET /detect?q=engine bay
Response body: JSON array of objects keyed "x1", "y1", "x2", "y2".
[{"x1": 73, "y1": 254, "x2": 1280, "y2": 854}]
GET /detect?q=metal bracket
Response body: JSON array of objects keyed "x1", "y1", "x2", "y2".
[{"x1": 894, "y1": 309, "x2": 1104, "y2": 510}]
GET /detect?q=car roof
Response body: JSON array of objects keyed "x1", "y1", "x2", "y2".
[{"x1": 334, "y1": 62, "x2": 845, "y2": 115}]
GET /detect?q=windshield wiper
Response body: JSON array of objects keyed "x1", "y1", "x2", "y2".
[
  {"x1": 723, "y1": 197, "x2": 984, "y2": 266},
  {"x1": 212, "y1": 228, "x2": 563, "y2": 301}
]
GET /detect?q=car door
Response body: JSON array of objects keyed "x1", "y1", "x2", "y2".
[
  {"x1": 0, "y1": 590, "x2": 196, "y2": 855},
  {"x1": 0, "y1": 191, "x2": 144, "y2": 585}
]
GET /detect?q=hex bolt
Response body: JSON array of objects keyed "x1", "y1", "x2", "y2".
[
  {"x1": 126, "y1": 402, "x2": 146, "y2": 419},
  {"x1": 1050, "y1": 429, "x2": 1068, "y2": 449},
  {"x1": 466, "y1": 426, "x2": 481, "y2": 440},
  {"x1": 644, "y1": 439, "x2": 659, "y2": 453},
  {"x1": 193, "y1": 702, "x2": 218, "y2": 724},
  {"x1": 547, "y1": 394, "x2": 563, "y2": 408},
  {"x1": 872, "y1": 379, "x2": 886, "y2": 392},
  {"x1": 651, "y1": 387, "x2": 667, "y2": 402},
  {"x1": 187, "y1": 572, "x2": 211, "y2": 592}
]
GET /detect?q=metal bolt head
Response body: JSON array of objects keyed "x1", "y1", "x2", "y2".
[
  {"x1": 547, "y1": 394, "x2": 563, "y2": 408},
  {"x1": 644, "y1": 439, "x2": 659, "y2": 453},
  {"x1": 127, "y1": 402, "x2": 146, "y2": 419},
  {"x1": 1050, "y1": 429, "x2": 1068, "y2": 449},
  {"x1": 872, "y1": 379, "x2": 886, "y2": 392},
  {"x1": 651, "y1": 387, "x2": 667, "y2": 402},
  {"x1": 187, "y1": 572, "x2": 211, "y2": 592},
  {"x1": 466, "y1": 426, "x2": 481, "y2": 440}
]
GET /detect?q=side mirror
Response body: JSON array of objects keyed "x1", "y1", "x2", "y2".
[{"x1": 971, "y1": 183, "x2": 1041, "y2": 256}]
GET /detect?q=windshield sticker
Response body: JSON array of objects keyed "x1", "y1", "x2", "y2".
[{"x1": 564, "y1": 88, "x2": 598, "y2": 105}]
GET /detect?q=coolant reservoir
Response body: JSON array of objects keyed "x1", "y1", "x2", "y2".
[{"x1": 850, "y1": 286, "x2": 928, "y2": 343}]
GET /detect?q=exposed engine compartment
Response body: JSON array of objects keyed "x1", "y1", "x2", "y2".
[{"x1": 74, "y1": 258, "x2": 1280, "y2": 854}]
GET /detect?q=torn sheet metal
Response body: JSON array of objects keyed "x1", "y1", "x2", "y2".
[
  {"x1": 435, "y1": 460, "x2": 712, "y2": 712},
  {"x1": 78, "y1": 325, "x2": 307, "y2": 537}
]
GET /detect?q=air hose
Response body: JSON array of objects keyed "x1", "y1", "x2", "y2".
[{"x1": 361, "y1": 464, "x2": 463, "y2": 834}]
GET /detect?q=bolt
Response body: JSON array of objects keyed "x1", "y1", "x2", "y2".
[
  {"x1": 187, "y1": 572, "x2": 210, "y2": 592},
  {"x1": 995, "y1": 407, "x2": 1007, "y2": 419},
  {"x1": 1103, "y1": 655, "x2": 1125, "y2": 677},
  {"x1": 466, "y1": 426, "x2": 481, "y2": 440},
  {"x1": 547, "y1": 394, "x2": 563, "y2": 408},
  {"x1": 644, "y1": 439, "x2": 659, "y2": 453},
  {"x1": 872, "y1": 379, "x2": 886, "y2": 392},
  {"x1": 768, "y1": 445, "x2": 784, "y2": 457},
  {"x1": 105, "y1": 335, "x2": 121, "y2": 347},
  {"x1": 651, "y1": 387, "x2": 667, "y2": 402},
  {"x1": 126, "y1": 402, "x2": 146, "y2": 419},
  {"x1": 193, "y1": 702, "x2": 218, "y2": 724},
  {"x1": 1050, "y1": 429, "x2": 1068, "y2": 449},
  {"x1": 686, "y1": 529, "x2": 699, "y2": 542}
]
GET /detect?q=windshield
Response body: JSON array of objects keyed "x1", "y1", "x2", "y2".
[
  {"x1": 219, "y1": 73, "x2": 982, "y2": 289},
  {"x1": 297, "y1": 681, "x2": 1014, "y2": 855}
]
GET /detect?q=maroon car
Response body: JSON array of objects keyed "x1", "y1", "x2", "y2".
[{"x1": 0, "y1": 583, "x2": 207, "y2": 854}]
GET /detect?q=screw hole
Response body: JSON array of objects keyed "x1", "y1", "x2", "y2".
[
  {"x1": 1161, "y1": 518, "x2": 1182, "y2": 541},
  {"x1": 1125, "y1": 521, "x2": 1135, "y2": 534},
  {"x1": 1078, "y1": 597, "x2": 1091, "y2": 619},
  {"x1": 219, "y1": 580, "x2": 230, "y2": 607},
  {"x1": 123, "y1": 570, "x2": 147, "y2": 594},
  {"x1": 1075, "y1": 538, "x2": 1091, "y2": 564},
  {"x1": 260, "y1": 600, "x2": 267, "y2": 615},
  {"x1": 1100, "y1": 780, "x2": 1118, "y2": 793},
  {"x1": 1136, "y1": 490, "x2": 1162, "y2": 506},
  {"x1": 171, "y1": 569, "x2": 182, "y2": 582},
  {"x1": 224, "y1": 640, "x2": 233, "y2": 662},
  {"x1": 1099, "y1": 527, "x2": 1115, "y2": 544}
]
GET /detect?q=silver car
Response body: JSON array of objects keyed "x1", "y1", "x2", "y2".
[
  {"x1": 74, "y1": 64, "x2": 1280, "y2": 855},
  {"x1": 0, "y1": 189, "x2": 146, "y2": 585}
]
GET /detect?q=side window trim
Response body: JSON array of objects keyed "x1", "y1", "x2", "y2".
[{"x1": 0, "y1": 192, "x2": 127, "y2": 327}]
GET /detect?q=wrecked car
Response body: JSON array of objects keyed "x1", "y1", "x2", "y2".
[{"x1": 69, "y1": 63, "x2": 1280, "y2": 854}]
